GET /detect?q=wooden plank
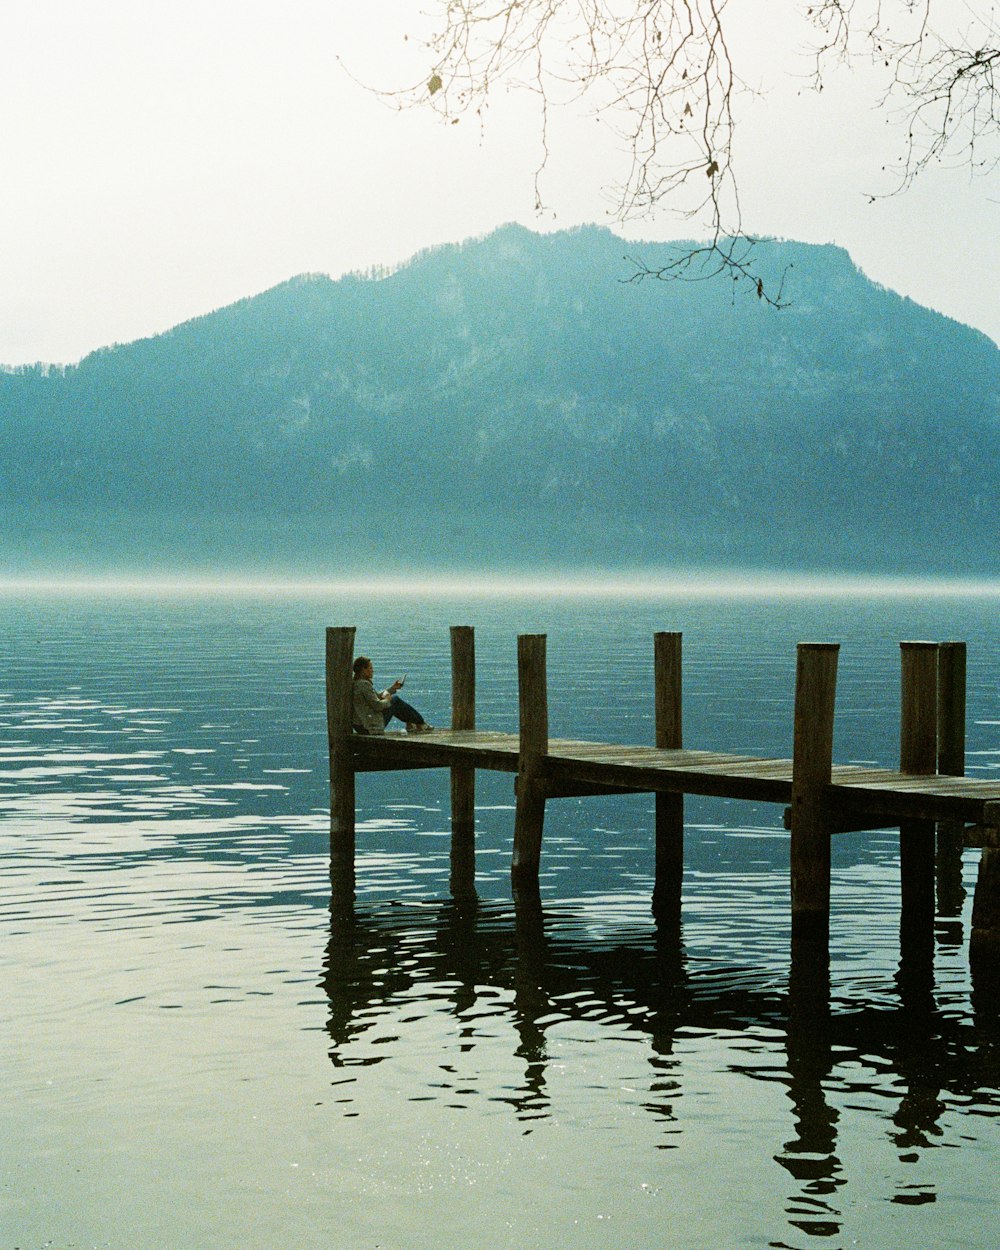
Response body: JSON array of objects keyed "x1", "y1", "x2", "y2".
[
  {"x1": 543, "y1": 753, "x2": 793, "y2": 803},
  {"x1": 353, "y1": 757, "x2": 443, "y2": 774},
  {"x1": 826, "y1": 783, "x2": 990, "y2": 824},
  {"x1": 690, "y1": 758, "x2": 794, "y2": 777},
  {"x1": 837, "y1": 777, "x2": 1000, "y2": 799},
  {"x1": 350, "y1": 732, "x2": 519, "y2": 773},
  {"x1": 355, "y1": 748, "x2": 518, "y2": 773},
  {"x1": 830, "y1": 766, "x2": 910, "y2": 782},
  {"x1": 544, "y1": 779, "x2": 648, "y2": 798},
  {"x1": 843, "y1": 776, "x2": 957, "y2": 792},
  {"x1": 550, "y1": 747, "x2": 767, "y2": 770},
  {"x1": 551, "y1": 745, "x2": 655, "y2": 762},
  {"x1": 648, "y1": 749, "x2": 760, "y2": 765},
  {"x1": 549, "y1": 743, "x2": 754, "y2": 763},
  {"x1": 547, "y1": 746, "x2": 712, "y2": 764},
  {"x1": 831, "y1": 767, "x2": 1000, "y2": 795},
  {"x1": 372, "y1": 730, "x2": 516, "y2": 748}
]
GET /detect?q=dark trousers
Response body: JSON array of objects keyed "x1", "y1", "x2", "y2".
[{"x1": 382, "y1": 693, "x2": 425, "y2": 727}]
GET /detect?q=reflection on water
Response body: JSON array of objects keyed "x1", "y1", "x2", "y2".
[
  {"x1": 2, "y1": 590, "x2": 999, "y2": 1248},
  {"x1": 322, "y1": 895, "x2": 999, "y2": 1245}
]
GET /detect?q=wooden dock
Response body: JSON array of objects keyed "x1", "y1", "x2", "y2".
[{"x1": 326, "y1": 627, "x2": 1000, "y2": 960}]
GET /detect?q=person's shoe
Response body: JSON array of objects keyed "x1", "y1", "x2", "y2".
[{"x1": 406, "y1": 721, "x2": 433, "y2": 733}]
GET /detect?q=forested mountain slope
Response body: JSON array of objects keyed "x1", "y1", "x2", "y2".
[{"x1": 3, "y1": 225, "x2": 997, "y2": 575}]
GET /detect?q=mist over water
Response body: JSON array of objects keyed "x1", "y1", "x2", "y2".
[{"x1": 2, "y1": 589, "x2": 998, "y2": 1248}]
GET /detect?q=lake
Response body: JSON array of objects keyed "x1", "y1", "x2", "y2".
[{"x1": 2, "y1": 585, "x2": 998, "y2": 1249}]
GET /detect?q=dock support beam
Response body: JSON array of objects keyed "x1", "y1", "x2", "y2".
[
  {"x1": 512, "y1": 634, "x2": 548, "y2": 897},
  {"x1": 936, "y1": 641, "x2": 967, "y2": 917},
  {"x1": 652, "y1": 632, "x2": 684, "y2": 921},
  {"x1": 326, "y1": 626, "x2": 357, "y2": 891},
  {"x1": 450, "y1": 625, "x2": 476, "y2": 897},
  {"x1": 790, "y1": 643, "x2": 839, "y2": 944},
  {"x1": 900, "y1": 642, "x2": 938, "y2": 951}
]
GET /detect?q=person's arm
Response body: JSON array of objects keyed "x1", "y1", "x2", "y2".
[{"x1": 358, "y1": 679, "x2": 393, "y2": 711}]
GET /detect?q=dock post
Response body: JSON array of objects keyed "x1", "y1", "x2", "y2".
[
  {"x1": 326, "y1": 626, "x2": 357, "y2": 889},
  {"x1": 512, "y1": 634, "x2": 548, "y2": 897},
  {"x1": 450, "y1": 625, "x2": 476, "y2": 897},
  {"x1": 790, "y1": 643, "x2": 839, "y2": 944},
  {"x1": 971, "y1": 846, "x2": 1000, "y2": 966},
  {"x1": 652, "y1": 632, "x2": 684, "y2": 921},
  {"x1": 936, "y1": 641, "x2": 967, "y2": 917},
  {"x1": 900, "y1": 641, "x2": 939, "y2": 951}
]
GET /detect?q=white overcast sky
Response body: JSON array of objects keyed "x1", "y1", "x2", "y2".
[{"x1": 1, "y1": 0, "x2": 997, "y2": 365}]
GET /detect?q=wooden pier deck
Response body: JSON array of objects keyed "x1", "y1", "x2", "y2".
[
  {"x1": 326, "y1": 627, "x2": 1000, "y2": 961},
  {"x1": 356, "y1": 730, "x2": 1000, "y2": 827},
  {"x1": 357, "y1": 730, "x2": 1000, "y2": 830}
]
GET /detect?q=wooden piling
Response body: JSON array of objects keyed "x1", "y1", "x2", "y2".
[
  {"x1": 323, "y1": 625, "x2": 1000, "y2": 968},
  {"x1": 900, "y1": 641, "x2": 939, "y2": 948},
  {"x1": 936, "y1": 641, "x2": 967, "y2": 916},
  {"x1": 326, "y1": 626, "x2": 357, "y2": 882},
  {"x1": 971, "y1": 849, "x2": 1000, "y2": 963},
  {"x1": 512, "y1": 634, "x2": 548, "y2": 895},
  {"x1": 652, "y1": 632, "x2": 684, "y2": 920},
  {"x1": 450, "y1": 625, "x2": 476, "y2": 897},
  {"x1": 790, "y1": 643, "x2": 840, "y2": 943}
]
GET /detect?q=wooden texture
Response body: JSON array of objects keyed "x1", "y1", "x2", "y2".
[
  {"x1": 899, "y1": 642, "x2": 938, "y2": 946},
  {"x1": 345, "y1": 729, "x2": 1000, "y2": 820},
  {"x1": 971, "y1": 848, "x2": 1000, "y2": 959},
  {"x1": 512, "y1": 634, "x2": 548, "y2": 893},
  {"x1": 653, "y1": 632, "x2": 684, "y2": 919},
  {"x1": 936, "y1": 641, "x2": 967, "y2": 916},
  {"x1": 937, "y1": 642, "x2": 967, "y2": 776},
  {"x1": 326, "y1": 626, "x2": 357, "y2": 875},
  {"x1": 790, "y1": 643, "x2": 840, "y2": 942},
  {"x1": 451, "y1": 627, "x2": 476, "y2": 728},
  {"x1": 330, "y1": 628, "x2": 1000, "y2": 954},
  {"x1": 449, "y1": 626, "x2": 476, "y2": 895}
]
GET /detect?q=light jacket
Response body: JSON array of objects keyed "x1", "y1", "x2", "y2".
[{"x1": 353, "y1": 677, "x2": 390, "y2": 734}]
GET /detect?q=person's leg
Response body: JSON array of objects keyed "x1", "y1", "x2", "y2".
[{"x1": 384, "y1": 694, "x2": 426, "y2": 727}]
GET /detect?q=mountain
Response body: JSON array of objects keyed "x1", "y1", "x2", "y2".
[{"x1": 2, "y1": 224, "x2": 998, "y2": 576}]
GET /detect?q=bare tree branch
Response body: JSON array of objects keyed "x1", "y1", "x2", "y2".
[
  {"x1": 807, "y1": 1, "x2": 999, "y2": 189},
  {"x1": 373, "y1": 1, "x2": 997, "y2": 300},
  {"x1": 624, "y1": 237, "x2": 792, "y2": 307},
  {"x1": 380, "y1": 1, "x2": 776, "y2": 295}
]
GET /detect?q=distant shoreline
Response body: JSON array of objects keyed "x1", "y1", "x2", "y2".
[{"x1": 3, "y1": 571, "x2": 1000, "y2": 600}]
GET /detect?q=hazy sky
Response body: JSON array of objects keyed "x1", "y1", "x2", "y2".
[{"x1": 2, "y1": 0, "x2": 997, "y2": 366}]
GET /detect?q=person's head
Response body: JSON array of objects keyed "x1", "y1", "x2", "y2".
[{"x1": 353, "y1": 655, "x2": 374, "y2": 681}]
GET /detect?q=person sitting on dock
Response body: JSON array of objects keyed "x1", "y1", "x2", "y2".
[{"x1": 352, "y1": 656, "x2": 433, "y2": 734}]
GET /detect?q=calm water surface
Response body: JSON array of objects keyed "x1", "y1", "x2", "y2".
[{"x1": 2, "y1": 590, "x2": 999, "y2": 1249}]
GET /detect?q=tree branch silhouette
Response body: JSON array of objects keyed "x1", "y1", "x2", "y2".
[
  {"x1": 807, "y1": 2, "x2": 999, "y2": 188},
  {"x1": 380, "y1": 1, "x2": 997, "y2": 302}
]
